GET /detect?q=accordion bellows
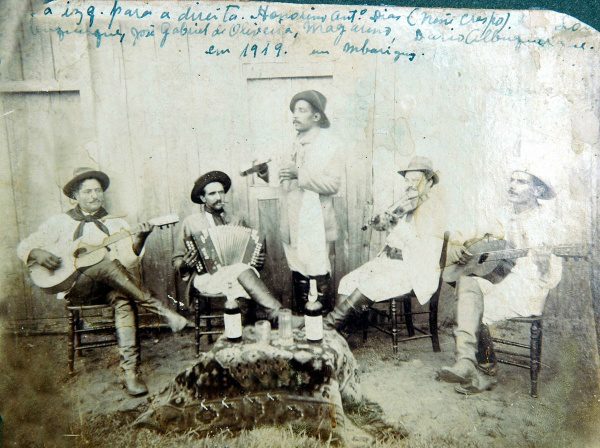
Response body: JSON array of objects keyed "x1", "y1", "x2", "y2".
[{"x1": 186, "y1": 225, "x2": 262, "y2": 275}]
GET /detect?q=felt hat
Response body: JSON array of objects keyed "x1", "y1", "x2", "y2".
[
  {"x1": 191, "y1": 171, "x2": 232, "y2": 204},
  {"x1": 62, "y1": 167, "x2": 110, "y2": 198},
  {"x1": 512, "y1": 169, "x2": 556, "y2": 200},
  {"x1": 397, "y1": 156, "x2": 439, "y2": 185},
  {"x1": 289, "y1": 90, "x2": 330, "y2": 128}
]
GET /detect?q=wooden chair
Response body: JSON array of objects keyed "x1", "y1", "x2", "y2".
[
  {"x1": 192, "y1": 289, "x2": 227, "y2": 355},
  {"x1": 360, "y1": 231, "x2": 450, "y2": 354},
  {"x1": 491, "y1": 316, "x2": 543, "y2": 397},
  {"x1": 66, "y1": 301, "x2": 124, "y2": 375}
]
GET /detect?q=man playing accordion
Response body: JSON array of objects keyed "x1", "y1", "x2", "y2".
[{"x1": 172, "y1": 171, "x2": 297, "y2": 324}]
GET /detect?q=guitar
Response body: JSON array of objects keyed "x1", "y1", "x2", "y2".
[
  {"x1": 442, "y1": 237, "x2": 589, "y2": 284},
  {"x1": 29, "y1": 214, "x2": 179, "y2": 294}
]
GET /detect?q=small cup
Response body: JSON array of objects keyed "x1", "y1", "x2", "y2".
[
  {"x1": 278, "y1": 308, "x2": 294, "y2": 346},
  {"x1": 255, "y1": 320, "x2": 271, "y2": 345}
]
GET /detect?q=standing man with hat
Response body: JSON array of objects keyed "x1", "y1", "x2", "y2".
[
  {"x1": 438, "y1": 168, "x2": 564, "y2": 394},
  {"x1": 322, "y1": 156, "x2": 468, "y2": 330},
  {"x1": 173, "y1": 171, "x2": 297, "y2": 325},
  {"x1": 17, "y1": 167, "x2": 190, "y2": 396},
  {"x1": 257, "y1": 90, "x2": 343, "y2": 314}
]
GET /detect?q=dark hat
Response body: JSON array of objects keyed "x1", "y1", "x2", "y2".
[
  {"x1": 191, "y1": 171, "x2": 232, "y2": 204},
  {"x1": 290, "y1": 90, "x2": 330, "y2": 128},
  {"x1": 63, "y1": 167, "x2": 110, "y2": 198},
  {"x1": 397, "y1": 156, "x2": 439, "y2": 185},
  {"x1": 513, "y1": 169, "x2": 556, "y2": 200}
]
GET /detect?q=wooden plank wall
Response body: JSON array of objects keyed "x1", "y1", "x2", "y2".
[{"x1": 0, "y1": 2, "x2": 596, "y2": 355}]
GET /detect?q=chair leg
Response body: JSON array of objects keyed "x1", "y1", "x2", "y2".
[
  {"x1": 67, "y1": 309, "x2": 75, "y2": 376},
  {"x1": 403, "y1": 296, "x2": 415, "y2": 337},
  {"x1": 195, "y1": 294, "x2": 201, "y2": 356},
  {"x1": 391, "y1": 298, "x2": 398, "y2": 354},
  {"x1": 205, "y1": 297, "x2": 214, "y2": 344},
  {"x1": 429, "y1": 294, "x2": 441, "y2": 353},
  {"x1": 361, "y1": 308, "x2": 369, "y2": 342},
  {"x1": 530, "y1": 320, "x2": 542, "y2": 398}
]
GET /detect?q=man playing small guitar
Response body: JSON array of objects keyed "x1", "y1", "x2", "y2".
[
  {"x1": 17, "y1": 167, "x2": 190, "y2": 396},
  {"x1": 438, "y1": 168, "x2": 564, "y2": 394}
]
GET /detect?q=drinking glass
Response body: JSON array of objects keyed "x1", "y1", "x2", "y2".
[
  {"x1": 278, "y1": 308, "x2": 294, "y2": 346},
  {"x1": 255, "y1": 320, "x2": 271, "y2": 345}
]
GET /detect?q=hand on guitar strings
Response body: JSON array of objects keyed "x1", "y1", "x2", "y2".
[
  {"x1": 29, "y1": 248, "x2": 62, "y2": 271},
  {"x1": 447, "y1": 243, "x2": 473, "y2": 265}
]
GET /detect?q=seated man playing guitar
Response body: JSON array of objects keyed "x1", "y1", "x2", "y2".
[
  {"x1": 438, "y1": 168, "x2": 564, "y2": 394},
  {"x1": 17, "y1": 167, "x2": 189, "y2": 397}
]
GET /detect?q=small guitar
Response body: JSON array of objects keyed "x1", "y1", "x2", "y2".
[
  {"x1": 29, "y1": 214, "x2": 179, "y2": 294},
  {"x1": 443, "y1": 237, "x2": 589, "y2": 284}
]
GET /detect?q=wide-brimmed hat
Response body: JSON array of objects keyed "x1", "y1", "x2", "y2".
[
  {"x1": 62, "y1": 167, "x2": 110, "y2": 198},
  {"x1": 512, "y1": 169, "x2": 556, "y2": 200},
  {"x1": 191, "y1": 171, "x2": 232, "y2": 204},
  {"x1": 290, "y1": 90, "x2": 330, "y2": 128},
  {"x1": 397, "y1": 156, "x2": 439, "y2": 185}
]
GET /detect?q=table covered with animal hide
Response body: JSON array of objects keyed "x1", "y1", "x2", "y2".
[{"x1": 134, "y1": 328, "x2": 406, "y2": 443}]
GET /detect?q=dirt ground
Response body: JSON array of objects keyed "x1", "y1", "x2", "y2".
[{"x1": 1, "y1": 322, "x2": 599, "y2": 448}]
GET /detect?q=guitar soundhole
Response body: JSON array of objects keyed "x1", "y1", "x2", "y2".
[{"x1": 73, "y1": 247, "x2": 88, "y2": 258}]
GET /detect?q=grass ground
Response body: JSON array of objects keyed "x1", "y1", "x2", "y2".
[{"x1": 1, "y1": 323, "x2": 599, "y2": 448}]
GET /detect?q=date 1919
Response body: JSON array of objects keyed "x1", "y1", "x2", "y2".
[{"x1": 240, "y1": 43, "x2": 285, "y2": 58}]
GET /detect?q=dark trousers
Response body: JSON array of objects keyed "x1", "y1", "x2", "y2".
[{"x1": 291, "y1": 271, "x2": 334, "y2": 314}]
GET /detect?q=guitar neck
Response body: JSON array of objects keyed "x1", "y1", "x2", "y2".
[
  {"x1": 482, "y1": 248, "x2": 529, "y2": 262},
  {"x1": 480, "y1": 245, "x2": 583, "y2": 262},
  {"x1": 86, "y1": 228, "x2": 141, "y2": 253},
  {"x1": 83, "y1": 215, "x2": 179, "y2": 254}
]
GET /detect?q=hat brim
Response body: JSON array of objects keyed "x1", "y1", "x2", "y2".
[
  {"x1": 191, "y1": 171, "x2": 232, "y2": 204},
  {"x1": 398, "y1": 169, "x2": 439, "y2": 185},
  {"x1": 63, "y1": 171, "x2": 110, "y2": 197}
]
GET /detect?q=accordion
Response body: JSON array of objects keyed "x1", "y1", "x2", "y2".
[{"x1": 184, "y1": 225, "x2": 263, "y2": 275}]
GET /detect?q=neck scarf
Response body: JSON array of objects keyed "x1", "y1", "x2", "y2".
[
  {"x1": 67, "y1": 206, "x2": 110, "y2": 240},
  {"x1": 205, "y1": 207, "x2": 226, "y2": 226}
]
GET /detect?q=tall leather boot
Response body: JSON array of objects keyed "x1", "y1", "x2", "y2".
[
  {"x1": 315, "y1": 273, "x2": 335, "y2": 314},
  {"x1": 292, "y1": 271, "x2": 309, "y2": 314},
  {"x1": 476, "y1": 324, "x2": 498, "y2": 376},
  {"x1": 238, "y1": 269, "x2": 303, "y2": 327},
  {"x1": 88, "y1": 260, "x2": 190, "y2": 332},
  {"x1": 113, "y1": 295, "x2": 147, "y2": 396},
  {"x1": 438, "y1": 276, "x2": 496, "y2": 392},
  {"x1": 323, "y1": 289, "x2": 372, "y2": 331}
]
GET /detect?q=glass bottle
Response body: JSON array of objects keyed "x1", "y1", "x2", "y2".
[
  {"x1": 224, "y1": 297, "x2": 242, "y2": 343},
  {"x1": 304, "y1": 279, "x2": 323, "y2": 343}
]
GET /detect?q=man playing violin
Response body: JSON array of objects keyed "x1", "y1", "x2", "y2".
[
  {"x1": 17, "y1": 167, "x2": 190, "y2": 396},
  {"x1": 323, "y1": 156, "x2": 469, "y2": 330},
  {"x1": 438, "y1": 168, "x2": 563, "y2": 394}
]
